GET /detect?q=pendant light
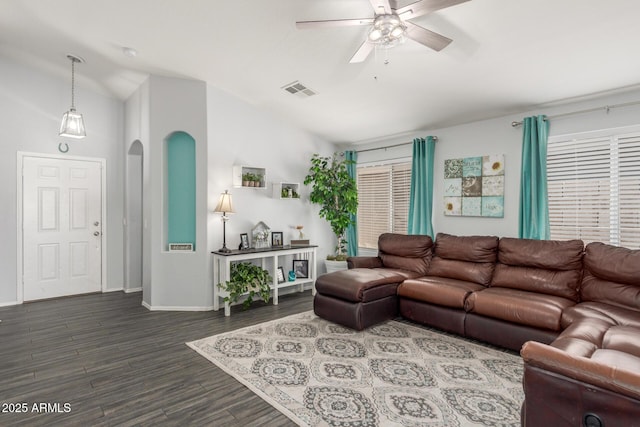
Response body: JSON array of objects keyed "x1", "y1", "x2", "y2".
[{"x1": 59, "y1": 54, "x2": 86, "y2": 139}]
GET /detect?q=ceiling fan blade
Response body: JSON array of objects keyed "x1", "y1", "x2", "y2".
[
  {"x1": 349, "y1": 41, "x2": 375, "y2": 63},
  {"x1": 396, "y1": 0, "x2": 470, "y2": 20},
  {"x1": 369, "y1": 0, "x2": 392, "y2": 14},
  {"x1": 404, "y1": 21, "x2": 452, "y2": 51},
  {"x1": 296, "y1": 18, "x2": 373, "y2": 29}
]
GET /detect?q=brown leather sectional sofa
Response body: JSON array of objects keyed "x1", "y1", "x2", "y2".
[{"x1": 313, "y1": 232, "x2": 640, "y2": 427}]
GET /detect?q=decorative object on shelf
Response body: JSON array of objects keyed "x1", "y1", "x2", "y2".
[
  {"x1": 444, "y1": 154, "x2": 505, "y2": 217},
  {"x1": 217, "y1": 262, "x2": 271, "y2": 309},
  {"x1": 251, "y1": 221, "x2": 271, "y2": 248},
  {"x1": 276, "y1": 267, "x2": 285, "y2": 283},
  {"x1": 295, "y1": 225, "x2": 304, "y2": 239},
  {"x1": 168, "y1": 243, "x2": 194, "y2": 252},
  {"x1": 304, "y1": 153, "x2": 358, "y2": 267},
  {"x1": 239, "y1": 233, "x2": 250, "y2": 250},
  {"x1": 59, "y1": 54, "x2": 86, "y2": 139},
  {"x1": 271, "y1": 232, "x2": 283, "y2": 247},
  {"x1": 234, "y1": 166, "x2": 266, "y2": 188},
  {"x1": 293, "y1": 259, "x2": 309, "y2": 278},
  {"x1": 214, "y1": 190, "x2": 234, "y2": 253},
  {"x1": 288, "y1": 270, "x2": 296, "y2": 282},
  {"x1": 290, "y1": 239, "x2": 310, "y2": 247}
]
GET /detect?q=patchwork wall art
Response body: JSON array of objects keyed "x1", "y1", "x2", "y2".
[{"x1": 444, "y1": 154, "x2": 504, "y2": 217}]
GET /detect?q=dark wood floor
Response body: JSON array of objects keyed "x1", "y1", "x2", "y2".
[{"x1": 0, "y1": 290, "x2": 313, "y2": 426}]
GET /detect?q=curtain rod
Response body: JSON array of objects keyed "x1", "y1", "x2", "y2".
[
  {"x1": 511, "y1": 100, "x2": 640, "y2": 127},
  {"x1": 355, "y1": 136, "x2": 438, "y2": 154}
]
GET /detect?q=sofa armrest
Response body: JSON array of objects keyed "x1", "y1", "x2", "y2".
[
  {"x1": 521, "y1": 340, "x2": 640, "y2": 400},
  {"x1": 347, "y1": 256, "x2": 383, "y2": 269}
]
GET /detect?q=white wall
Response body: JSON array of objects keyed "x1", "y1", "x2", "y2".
[
  {"x1": 206, "y1": 85, "x2": 338, "y2": 276},
  {"x1": 0, "y1": 57, "x2": 124, "y2": 305},
  {"x1": 351, "y1": 88, "x2": 640, "y2": 239}
]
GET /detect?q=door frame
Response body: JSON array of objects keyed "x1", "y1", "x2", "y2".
[{"x1": 16, "y1": 151, "x2": 107, "y2": 304}]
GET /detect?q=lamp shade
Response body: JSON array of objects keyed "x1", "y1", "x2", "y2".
[
  {"x1": 59, "y1": 108, "x2": 86, "y2": 138},
  {"x1": 214, "y1": 190, "x2": 234, "y2": 214}
]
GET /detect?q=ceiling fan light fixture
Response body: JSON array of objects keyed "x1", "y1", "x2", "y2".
[{"x1": 367, "y1": 14, "x2": 406, "y2": 47}]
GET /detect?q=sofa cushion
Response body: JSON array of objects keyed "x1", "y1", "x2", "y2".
[
  {"x1": 427, "y1": 233, "x2": 498, "y2": 286},
  {"x1": 465, "y1": 287, "x2": 576, "y2": 331},
  {"x1": 398, "y1": 277, "x2": 485, "y2": 309},
  {"x1": 315, "y1": 268, "x2": 405, "y2": 303},
  {"x1": 378, "y1": 233, "x2": 432, "y2": 275},
  {"x1": 490, "y1": 237, "x2": 584, "y2": 301},
  {"x1": 562, "y1": 302, "x2": 640, "y2": 329},
  {"x1": 581, "y1": 242, "x2": 640, "y2": 311},
  {"x1": 603, "y1": 326, "x2": 640, "y2": 358}
]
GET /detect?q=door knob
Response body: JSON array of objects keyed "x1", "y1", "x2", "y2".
[
  {"x1": 93, "y1": 231, "x2": 100, "y2": 236},
  {"x1": 94, "y1": 221, "x2": 100, "y2": 226}
]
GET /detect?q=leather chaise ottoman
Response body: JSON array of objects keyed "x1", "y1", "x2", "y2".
[{"x1": 314, "y1": 268, "x2": 406, "y2": 330}]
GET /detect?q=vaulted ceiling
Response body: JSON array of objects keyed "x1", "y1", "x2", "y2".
[{"x1": 2, "y1": 0, "x2": 640, "y2": 143}]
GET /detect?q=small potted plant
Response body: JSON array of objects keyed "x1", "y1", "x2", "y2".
[
  {"x1": 242, "y1": 173, "x2": 252, "y2": 187},
  {"x1": 218, "y1": 262, "x2": 272, "y2": 309},
  {"x1": 304, "y1": 153, "x2": 358, "y2": 273}
]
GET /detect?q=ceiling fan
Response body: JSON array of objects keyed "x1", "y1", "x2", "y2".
[{"x1": 296, "y1": 0, "x2": 470, "y2": 63}]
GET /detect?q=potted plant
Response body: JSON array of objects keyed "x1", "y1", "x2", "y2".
[
  {"x1": 304, "y1": 153, "x2": 358, "y2": 273},
  {"x1": 218, "y1": 262, "x2": 272, "y2": 309},
  {"x1": 242, "y1": 173, "x2": 252, "y2": 187}
]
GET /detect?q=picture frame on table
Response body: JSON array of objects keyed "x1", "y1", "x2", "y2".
[
  {"x1": 239, "y1": 233, "x2": 250, "y2": 250},
  {"x1": 271, "y1": 231, "x2": 283, "y2": 247},
  {"x1": 277, "y1": 267, "x2": 285, "y2": 283},
  {"x1": 293, "y1": 259, "x2": 309, "y2": 279}
]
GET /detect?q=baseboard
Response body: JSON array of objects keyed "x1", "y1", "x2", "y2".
[
  {"x1": 103, "y1": 287, "x2": 124, "y2": 293},
  {"x1": 123, "y1": 287, "x2": 142, "y2": 294},
  {"x1": 141, "y1": 302, "x2": 214, "y2": 312},
  {"x1": 0, "y1": 300, "x2": 20, "y2": 307}
]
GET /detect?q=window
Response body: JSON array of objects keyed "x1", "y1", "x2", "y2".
[
  {"x1": 357, "y1": 162, "x2": 412, "y2": 249},
  {"x1": 547, "y1": 130, "x2": 640, "y2": 248}
]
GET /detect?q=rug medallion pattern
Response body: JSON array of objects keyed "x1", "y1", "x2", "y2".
[{"x1": 188, "y1": 311, "x2": 523, "y2": 426}]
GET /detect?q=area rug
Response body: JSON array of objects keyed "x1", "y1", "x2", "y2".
[{"x1": 187, "y1": 311, "x2": 523, "y2": 426}]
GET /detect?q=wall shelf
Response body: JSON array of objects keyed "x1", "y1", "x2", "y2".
[
  {"x1": 273, "y1": 182, "x2": 300, "y2": 199},
  {"x1": 232, "y1": 165, "x2": 266, "y2": 188}
]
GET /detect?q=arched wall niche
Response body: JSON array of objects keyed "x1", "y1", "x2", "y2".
[{"x1": 165, "y1": 131, "x2": 196, "y2": 251}]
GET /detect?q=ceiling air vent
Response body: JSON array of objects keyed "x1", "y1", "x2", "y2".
[{"x1": 282, "y1": 81, "x2": 317, "y2": 98}]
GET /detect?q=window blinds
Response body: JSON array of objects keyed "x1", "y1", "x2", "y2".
[
  {"x1": 357, "y1": 162, "x2": 411, "y2": 249},
  {"x1": 547, "y1": 132, "x2": 640, "y2": 248}
]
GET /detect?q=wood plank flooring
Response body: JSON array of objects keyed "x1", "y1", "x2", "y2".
[{"x1": 0, "y1": 290, "x2": 313, "y2": 426}]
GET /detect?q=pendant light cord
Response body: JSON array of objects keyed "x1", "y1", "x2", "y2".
[{"x1": 70, "y1": 58, "x2": 76, "y2": 110}]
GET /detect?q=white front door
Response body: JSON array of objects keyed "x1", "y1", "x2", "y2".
[{"x1": 22, "y1": 156, "x2": 103, "y2": 301}]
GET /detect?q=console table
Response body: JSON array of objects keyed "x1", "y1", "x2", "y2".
[{"x1": 212, "y1": 245, "x2": 317, "y2": 316}]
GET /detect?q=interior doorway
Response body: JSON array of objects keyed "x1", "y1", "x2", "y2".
[{"x1": 125, "y1": 140, "x2": 144, "y2": 292}]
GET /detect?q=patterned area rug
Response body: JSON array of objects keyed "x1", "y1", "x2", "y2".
[{"x1": 187, "y1": 311, "x2": 523, "y2": 426}]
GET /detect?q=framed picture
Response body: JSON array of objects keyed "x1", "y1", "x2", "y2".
[
  {"x1": 271, "y1": 231, "x2": 283, "y2": 247},
  {"x1": 276, "y1": 267, "x2": 285, "y2": 283},
  {"x1": 293, "y1": 259, "x2": 309, "y2": 279},
  {"x1": 239, "y1": 233, "x2": 250, "y2": 250}
]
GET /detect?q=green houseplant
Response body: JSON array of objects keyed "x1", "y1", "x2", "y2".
[
  {"x1": 218, "y1": 262, "x2": 272, "y2": 309},
  {"x1": 304, "y1": 153, "x2": 358, "y2": 262}
]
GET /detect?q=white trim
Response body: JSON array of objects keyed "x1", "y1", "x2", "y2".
[
  {"x1": 0, "y1": 300, "x2": 20, "y2": 307},
  {"x1": 124, "y1": 287, "x2": 142, "y2": 294},
  {"x1": 103, "y1": 287, "x2": 124, "y2": 293},
  {"x1": 142, "y1": 303, "x2": 215, "y2": 312},
  {"x1": 16, "y1": 151, "x2": 108, "y2": 304}
]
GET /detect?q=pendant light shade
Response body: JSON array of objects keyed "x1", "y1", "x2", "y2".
[{"x1": 59, "y1": 54, "x2": 86, "y2": 139}]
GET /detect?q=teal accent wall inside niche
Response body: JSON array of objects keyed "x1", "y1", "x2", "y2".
[{"x1": 166, "y1": 131, "x2": 196, "y2": 249}]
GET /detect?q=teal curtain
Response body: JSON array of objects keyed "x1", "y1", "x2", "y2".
[
  {"x1": 408, "y1": 137, "x2": 436, "y2": 238},
  {"x1": 519, "y1": 115, "x2": 550, "y2": 240},
  {"x1": 345, "y1": 150, "x2": 358, "y2": 256}
]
